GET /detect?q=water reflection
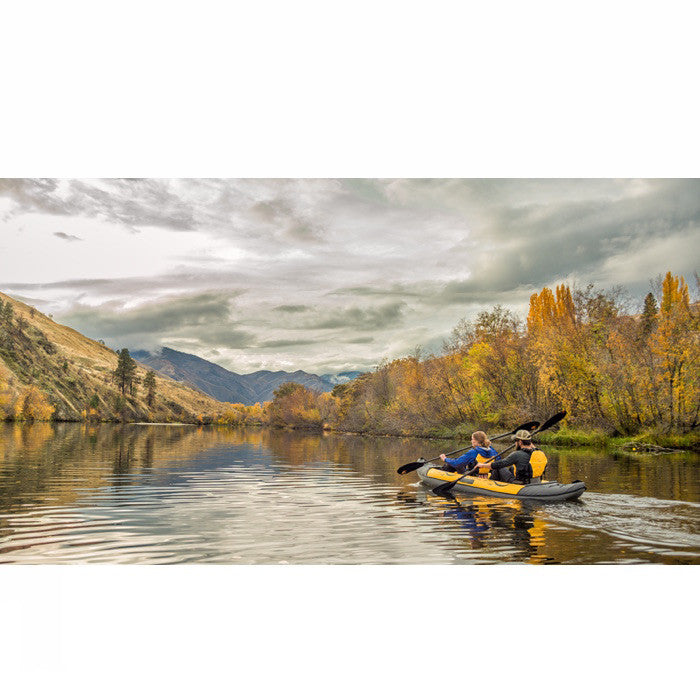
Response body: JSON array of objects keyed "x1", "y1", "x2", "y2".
[{"x1": 0, "y1": 423, "x2": 698, "y2": 564}]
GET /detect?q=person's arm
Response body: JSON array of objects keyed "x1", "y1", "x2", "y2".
[
  {"x1": 444, "y1": 448, "x2": 477, "y2": 469},
  {"x1": 489, "y1": 451, "x2": 518, "y2": 470}
]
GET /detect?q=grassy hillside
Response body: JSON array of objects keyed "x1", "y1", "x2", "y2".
[{"x1": 0, "y1": 291, "x2": 226, "y2": 422}]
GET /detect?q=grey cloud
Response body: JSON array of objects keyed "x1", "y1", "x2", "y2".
[
  {"x1": 249, "y1": 195, "x2": 326, "y2": 244},
  {"x1": 2, "y1": 178, "x2": 199, "y2": 231},
  {"x1": 284, "y1": 221, "x2": 323, "y2": 243},
  {"x1": 435, "y1": 283, "x2": 536, "y2": 307},
  {"x1": 273, "y1": 305, "x2": 311, "y2": 313},
  {"x1": 196, "y1": 327, "x2": 257, "y2": 348},
  {"x1": 328, "y1": 284, "x2": 422, "y2": 299},
  {"x1": 0, "y1": 179, "x2": 66, "y2": 215},
  {"x1": 417, "y1": 180, "x2": 700, "y2": 307},
  {"x1": 61, "y1": 293, "x2": 232, "y2": 335},
  {"x1": 347, "y1": 336, "x2": 374, "y2": 344},
  {"x1": 4, "y1": 278, "x2": 121, "y2": 291},
  {"x1": 258, "y1": 338, "x2": 316, "y2": 348},
  {"x1": 57, "y1": 292, "x2": 254, "y2": 350},
  {"x1": 2, "y1": 179, "x2": 340, "y2": 251},
  {"x1": 249, "y1": 200, "x2": 278, "y2": 223},
  {"x1": 4, "y1": 274, "x2": 249, "y2": 302},
  {"x1": 1, "y1": 293, "x2": 53, "y2": 308},
  {"x1": 53, "y1": 231, "x2": 82, "y2": 242},
  {"x1": 307, "y1": 302, "x2": 406, "y2": 331}
]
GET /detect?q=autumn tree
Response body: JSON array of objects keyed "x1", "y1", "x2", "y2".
[
  {"x1": 14, "y1": 386, "x2": 55, "y2": 421},
  {"x1": 84, "y1": 393, "x2": 101, "y2": 422},
  {"x1": 0, "y1": 374, "x2": 13, "y2": 419},
  {"x1": 651, "y1": 272, "x2": 697, "y2": 428},
  {"x1": 268, "y1": 382, "x2": 322, "y2": 428}
]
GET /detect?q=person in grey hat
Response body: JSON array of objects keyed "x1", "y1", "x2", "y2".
[{"x1": 489, "y1": 429, "x2": 538, "y2": 483}]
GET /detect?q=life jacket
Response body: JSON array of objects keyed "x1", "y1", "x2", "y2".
[
  {"x1": 474, "y1": 453, "x2": 492, "y2": 478},
  {"x1": 529, "y1": 449, "x2": 547, "y2": 483}
]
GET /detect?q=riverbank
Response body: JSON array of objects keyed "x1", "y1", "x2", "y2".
[
  {"x1": 532, "y1": 428, "x2": 699, "y2": 451},
  {"x1": 331, "y1": 425, "x2": 700, "y2": 452},
  {"x1": 3, "y1": 417, "x2": 698, "y2": 452}
]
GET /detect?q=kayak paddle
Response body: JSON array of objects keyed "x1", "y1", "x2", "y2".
[
  {"x1": 396, "y1": 420, "x2": 539, "y2": 475},
  {"x1": 431, "y1": 411, "x2": 567, "y2": 496}
]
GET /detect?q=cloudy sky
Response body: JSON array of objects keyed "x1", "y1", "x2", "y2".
[{"x1": 1, "y1": 178, "x2": 698, "y2": 375}]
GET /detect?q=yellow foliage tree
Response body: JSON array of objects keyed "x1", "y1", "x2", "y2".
[
  {"x1": 14, "y1": 386, "x2": 55, "y2": 421},
  {"x1": 651, "y1": 272, "x2": 698, "y2": 428},
  {"x1": 268, "y1": 383, "x2": 323, "y2": 428}
]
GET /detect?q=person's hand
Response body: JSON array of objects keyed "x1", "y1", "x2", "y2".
[{"x1": 439, "y1": 454, "x2": 447, "y2": 461}]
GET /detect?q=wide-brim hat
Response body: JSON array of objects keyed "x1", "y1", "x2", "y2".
[{"x1": 514, "y1": 429, "x2": 532, "y2": 440}]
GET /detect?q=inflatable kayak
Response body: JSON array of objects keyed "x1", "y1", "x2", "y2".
[{"x1": 417, "y1": 466, "x2": 586, "y2": 502}]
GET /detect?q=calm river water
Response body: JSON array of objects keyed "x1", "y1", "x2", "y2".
[{"x1": 0, "y1": 422, "x2": 698, "y2": 564}]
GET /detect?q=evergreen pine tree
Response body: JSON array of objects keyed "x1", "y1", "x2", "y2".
[
  {"x1": 640, "y1": 291, "x2": 658, "y2": 339},
  {"x1": 144, "y1": 370, "x2": 157, "y2": 407},
  {"x1": 113, "y1": 348, "x2": 137, "y2": 395},
  {"x1": 1, "y1": 302, "x2": 13, "y2": 325}
]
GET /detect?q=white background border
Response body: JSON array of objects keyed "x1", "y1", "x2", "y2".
[{"x1": 1, "y1": 2, "x2": 698, "y2": 697}]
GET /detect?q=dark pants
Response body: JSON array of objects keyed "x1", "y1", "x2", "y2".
[{"x1": 490, "y1": 466, "x2": 515, "y2": 483}]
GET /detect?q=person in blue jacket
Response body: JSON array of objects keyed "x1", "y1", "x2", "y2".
[{"x1": 440, "y1": 431, "x2": 498, "y2": 475}]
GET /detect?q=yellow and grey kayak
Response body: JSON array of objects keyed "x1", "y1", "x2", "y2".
[{"x1": 417, "y1": 466, "x2": 586, "y2": 502}]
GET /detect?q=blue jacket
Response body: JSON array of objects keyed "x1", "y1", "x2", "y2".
[{"x1": 444, "y1": 446, "x2": 498, "y2": 471}]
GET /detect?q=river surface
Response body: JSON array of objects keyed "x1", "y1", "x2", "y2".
[{"x1": 0, "y1": 423, "x2": 698, "y2": 564}]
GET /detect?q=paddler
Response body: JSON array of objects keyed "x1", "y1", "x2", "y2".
[
  {"x1": 439, "y1": 431, "x2": 498, "y2": 474},
  {"x1": 489, "y1": 429, "x2": 539, "y2": 483}
]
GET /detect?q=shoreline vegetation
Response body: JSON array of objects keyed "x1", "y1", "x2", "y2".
[
  {"x1": 2, "y1": 417, "x2": 697, "y2": 453},
  {"x1": 1, "y1": 272, "x2": 698, "y2": 452}
]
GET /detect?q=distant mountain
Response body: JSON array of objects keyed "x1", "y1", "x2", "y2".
[
  {"x1": 242, "y1": 369, "x2": 334, "y2": 401},
  {"x1": 132, "y1": 347, "x2": 259, "y2": 404},
  {"x1": 132, "y1": 347, "x2": 352, "y2": 405},
  {"x1": 321, "y1": 371, "x2": 365, "y2": 385}
]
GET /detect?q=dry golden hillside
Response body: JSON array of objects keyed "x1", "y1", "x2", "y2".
[{"x1": 0, "y1": 291, "x2": 227, "y2": 422}]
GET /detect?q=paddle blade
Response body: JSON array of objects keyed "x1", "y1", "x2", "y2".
[
  {"x1": 397, "y1": 458, "x2": 426, "y2": 475},
  {"x1": 535, "y1": 410, "x2": 567, "y2": 434},
  {"x1": 490, "y1": 420, "x2": 539, "y2": 441},
  {"x1": 432, "y1": 476, "x2": 462, "y2": 496}
]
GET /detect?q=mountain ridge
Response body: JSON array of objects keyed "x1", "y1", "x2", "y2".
[{"x1": 132, "y1": 347, "x2": 357, "y2": 405}]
